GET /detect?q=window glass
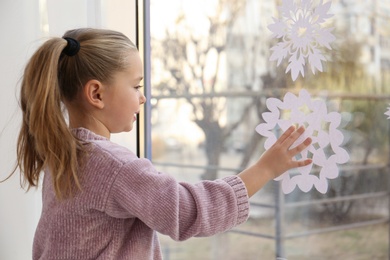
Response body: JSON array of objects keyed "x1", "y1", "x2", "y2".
[{"x1": 150, "y1": 0, "x2": 390, "y2": 258}]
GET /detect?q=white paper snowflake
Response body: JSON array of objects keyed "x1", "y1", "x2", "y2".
[
  {"x1": 385, "y1": 105, "x2": 390, "y2": 119},
  {"x1": 268, "y1": 0, "x2": 335, "y2": 81},
  {"x1": 255, "y1": 89, "x2": 349, "y2": 194}
]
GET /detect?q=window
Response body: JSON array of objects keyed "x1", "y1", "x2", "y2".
[{"x1": 148, "y1": 0, "x2": 390, "y2": 258}]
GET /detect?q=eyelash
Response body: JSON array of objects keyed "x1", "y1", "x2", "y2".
[{"x1": 135, "y1": 85, "x2": 143, "y2": 90}]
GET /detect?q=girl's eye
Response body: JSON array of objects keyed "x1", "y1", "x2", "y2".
[{"x1": 135, "y1": 85, "x2": 143, "y2": 91}]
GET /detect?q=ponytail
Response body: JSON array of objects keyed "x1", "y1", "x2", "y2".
[
  {"x1": 17, "y1": 38, "x2": 81, "y2": 198},
  {"x1": 8, "y1": 28, "x2": 137, "y2": 199}
]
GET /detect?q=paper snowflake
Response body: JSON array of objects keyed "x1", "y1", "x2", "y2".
[
  {"x1": 255, "y1": 89, "x2": 349, "y2": 194},
  {"x1": 268, "y1": 0, "x2": 335, "y2": 81},
  {"x1": 385, "y1": 105, "x2": 390, "y2": 119}
]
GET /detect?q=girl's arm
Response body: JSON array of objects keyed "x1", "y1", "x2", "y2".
[{"x1": 105, "y1": 125, "x2": 311, "y2": 240}]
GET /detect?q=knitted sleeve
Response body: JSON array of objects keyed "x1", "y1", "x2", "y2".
[{"x1": 104, "y1": 158, "x2": 250, "y2": 241}]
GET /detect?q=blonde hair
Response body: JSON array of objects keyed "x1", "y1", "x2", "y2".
[{"x1": 15, "y1": 28, "x2": 138, "y2": 198}]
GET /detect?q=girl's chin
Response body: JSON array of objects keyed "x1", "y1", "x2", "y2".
[
  {"x1": 126, "y1": 121, "x2": 135, "y2": 131},
  {"x1": 115, "y1": 123, "x2": 134, "y2": 133}
]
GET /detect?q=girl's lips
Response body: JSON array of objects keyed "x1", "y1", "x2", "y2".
[{"x1": 133, "y1": 111, "x2": 140, "y2": 121}]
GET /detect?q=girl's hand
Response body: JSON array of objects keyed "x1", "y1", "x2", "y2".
[
  {"x1": 257, "y1": 125, "x2": 312, "y2": 180},
  {"x1": 238, "y1": 125, "x2": 312, "y2": 197}
]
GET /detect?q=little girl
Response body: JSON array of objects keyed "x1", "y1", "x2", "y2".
[{"x1": 15, "y1": 28, "x2": 311, "y2": 259}]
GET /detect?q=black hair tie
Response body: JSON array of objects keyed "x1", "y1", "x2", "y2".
[{"x1": 62, "y1": 37, "x2": 80, "y2": 56}]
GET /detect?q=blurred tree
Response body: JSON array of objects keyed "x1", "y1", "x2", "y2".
[{"x1": 151, "y1": 0, "x2": 261, "y2": 180}]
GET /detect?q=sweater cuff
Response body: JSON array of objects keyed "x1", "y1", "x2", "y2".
[{"x1": 223, "y1": 175, "x2": 250, "y2": 225}]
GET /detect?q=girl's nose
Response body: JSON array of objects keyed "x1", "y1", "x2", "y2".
[{"x1": 140, "y1": 92, "x2": 147, "y2": 105}]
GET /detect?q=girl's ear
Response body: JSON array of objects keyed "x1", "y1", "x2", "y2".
[{"x1": 83, "y1": 79, "x2": 105, "y2": 109}]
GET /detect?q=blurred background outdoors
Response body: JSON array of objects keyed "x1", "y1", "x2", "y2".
[{"x1": 149, "y1": 0, "x2": 390, "y2": 259}]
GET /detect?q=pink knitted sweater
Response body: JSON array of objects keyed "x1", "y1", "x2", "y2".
[{"x1": 33, "y1": 128, "x2": 249, "y2": 259}]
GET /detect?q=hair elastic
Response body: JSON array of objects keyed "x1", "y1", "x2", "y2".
[{"x1": 62, "y1": 37, "x2": 80, "y2": 57}]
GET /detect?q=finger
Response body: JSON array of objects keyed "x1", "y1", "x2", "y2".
[
  {"x1": 283, "y1": 125, "x2": 306, "y2": 147},
  {"x1": 277, "y1": 125, "x2": 296, "y2": 144},
  {"x1": 289, "y1": 137, "x2": 312, "y2": 155},
  {"x1": 293, "y1": 158, "x2": 313, "y2": 168}
]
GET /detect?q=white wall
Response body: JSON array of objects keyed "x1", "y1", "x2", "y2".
[
  {"x1": 0, "y1": 1, "x2": 42, "y2": 259},
  {"x1": 0, "y1": 0, "x2": 137, "y2": 259}
]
